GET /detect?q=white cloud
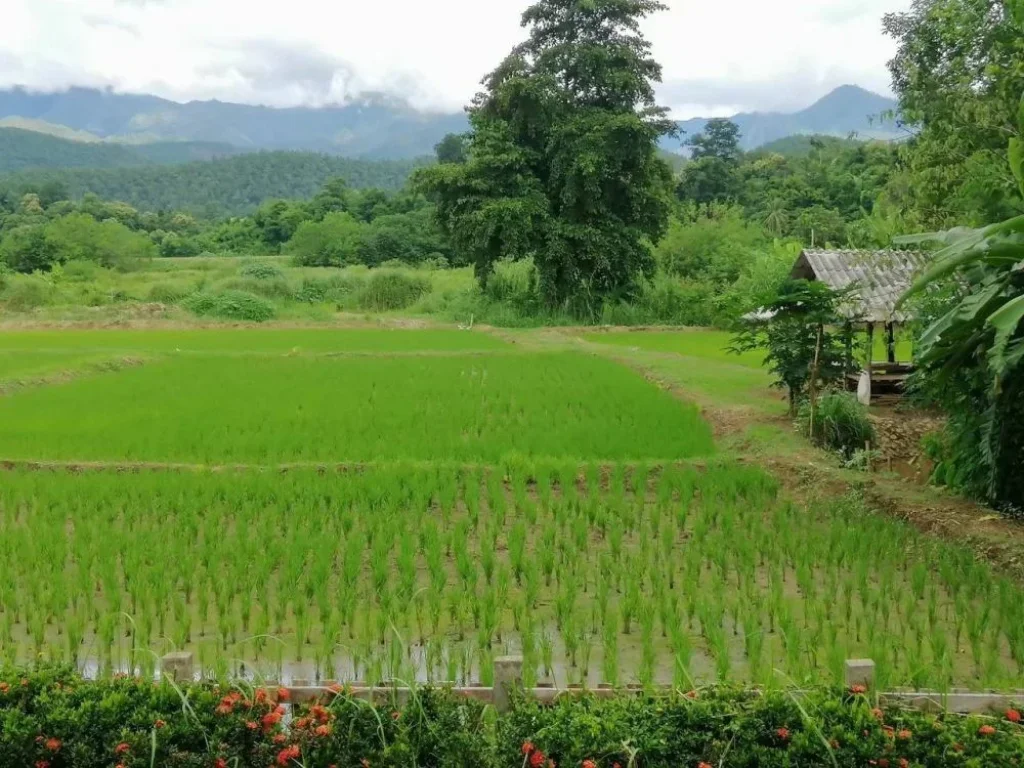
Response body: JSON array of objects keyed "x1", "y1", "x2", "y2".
[{"x1": 0, "y1": 0, "x2": 912, "y2": 116}]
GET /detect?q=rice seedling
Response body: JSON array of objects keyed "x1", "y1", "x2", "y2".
[
  {"x1": 0, "y1": 460, "x2": 1021, "y2": 689},
  {"x1": 0, "y1": 352, "x2": 714, "y2": 463}
]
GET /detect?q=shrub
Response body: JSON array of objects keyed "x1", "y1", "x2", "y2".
[
  {"x1": 147, "y1": 282, "x2": 191, "y2": 304},
  {"x1": 216, "y1": 276, "x2": 293, "y2": 299},
  {"x1": 798, "y1": 391, "x2": 876, "y2": 458},
  {"x1": 295, "y1": 274, "x2": 366, "y2": 304},
  {"x1": 1, "y1": 669, "x2": 1023, "y2": 768},
  {"x1": 0, "y1": 273, "x2": 56, "y2": 310},
  {"x1": 289, "y1": 212, "x2": 365, "y2": 267},
  {"x1": 356, "y1": 270, "x2": 431, "y2": 311},
  {"x1": 238, "y1": 261, "x2": 285, "y2": 280},
  {"x1": 182, "y1": 290, "x2": 276, "y2": 322}
]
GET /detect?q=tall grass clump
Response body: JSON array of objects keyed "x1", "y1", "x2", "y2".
[
  {"x1": 798, "y1": 391, "x2": 875, "y2": 458},
  {"x1": 182, "y1": 290, "x2": 276, "y2": 322},
  {"x1": 356, "y1": 270, "x2": 430, "y2": 311},
  {"x1": 238, "y1": 261, "x2": 285, "y2": 280}
]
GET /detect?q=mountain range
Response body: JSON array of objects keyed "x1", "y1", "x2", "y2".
[
  {"x1": 662, "y1": 85, "x2": 900, "y2": 154},
  {"x1": 0, "y1": 84, "x2": 899, "y2": 161}
]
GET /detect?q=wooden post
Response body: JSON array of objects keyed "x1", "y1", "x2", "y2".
[
  {"x1": 845, "y1": 658, "x2": 876, "y2": 689},
  {"x1": 808, "y1": 323, "x2": 824, "y2": 440},
  {"x1": 161, "y1": 652, "x2": 194, "y2": 683},
  {"x1": 844, "y1": 322, "x2": 854, "y2": 380},
  {"x1": 865, "y1": 322, "x2": 875, "y2": 402},
  {"x1": 493, "y1": 656, "x2": 524, "y2": 713},
  {"x1": 886, "y1": 323, "x2": 897, "y2": 364}
]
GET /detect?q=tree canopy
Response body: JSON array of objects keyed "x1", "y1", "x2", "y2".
[{"x1": 416, "y1": 0, "x2": 675, "y2": 313}]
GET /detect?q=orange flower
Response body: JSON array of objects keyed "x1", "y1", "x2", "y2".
[
  {"x1": 214, "y1": 759, "x2": 228, "y2": 768},
  {"x1": 850, "y1": 684, "x2": 867, "y2": 694},
  {"x1": 530, "y1": 750, "x2": 547, "y2": 767},
  {"x1": 315, "y1": 724, "x2": 332, "y2": 737},
  {"x1": 896, "y1": 729, "x2": 912, "y2": 741},
  {"x1": 776, "y1": 727, "x2": 790, "y2": 741},
  {"x1": 276, "y1": 744, "x2": 300, "y2": 766},
  {"x1": 273, "y1": 734, "x2": 287, "y2": 745},
  {"x1": 44, "y1": 738, "x2": 61, "y2": 752},
  {"x1": 582, "y1": 761, "x2": 597, "y2": 768},
  {"x1": 154, "y1": 719, "x2": 166, "y2": 729},
  {"x1": 115, "y1": 742, "x2": 130, "y2": 755},
  {"x1": 898, "y1": 760, "x2": 909, "y2": 768},
  {"x1": 522, "y1": 742, "x2": 536, "y2": 756},
  {"x1": 34, "y1": 762, "x2": 49, "y2": 768},
  {"x1": 0, "y1": 682, "x2": 9, "y2": 693},
  {"x1": 1007, "y1": 709, "x2": 1021, "y2": 724},
  {"x1": 255, "y1": 689, "x2": 268, "y2": 704},
  {"x1": 277, "y1": 687, "x2": 291, "y2": 702},
  {"x1": 246, "y1": 721, "x2": 258, "y2": 731},
  {"x1": 871, "y1": 708, "x2": 884, "y2": 721},
  {"x1": 979, "y1": 724, "x2": 997, "y2": 736},
  {"x1": 698, "y1": 763, "x2": 713, "y2": 768}
]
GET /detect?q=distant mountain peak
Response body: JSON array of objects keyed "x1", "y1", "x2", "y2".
[{"x1": 666, "y1": 85, "x2": 899, "y2": 154}]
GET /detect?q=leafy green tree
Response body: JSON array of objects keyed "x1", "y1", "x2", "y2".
[
  {"x1": 434, "y1": 133, "x2": 468, "y2": 165},
  {"x1": 252, "y1": 199, "x2": 308, "y2": 249},
  {"x1": 688, "y1": 118, "x2": 741, "y2": 163},
  {"x1": 655, "y1": 206, "x2": 767, "y2": 285},
  {"x1": 0, "y1": 226, "x2": 62, "y2": 273},
  {"x1": 416, "y1": 0, "x2": 675, "y2": 312},
  {"x1": 288, "y1": 212, "x2": 365, "y2": 267},
  {"x1": 676, "y1": 156, "x2": 739, "y2": 205},
  {"x1": 732, "y1": 280, "x2": 853, "y2": 414},
  {"x1": 884, "y1": 0, "x2": 1024, "y2": 225}
]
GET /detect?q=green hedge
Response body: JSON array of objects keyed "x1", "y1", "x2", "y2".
[{"x1": 1, "y1": 669, "x2": 1022, "y2": 767}]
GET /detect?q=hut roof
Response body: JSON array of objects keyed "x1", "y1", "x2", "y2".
[{"x1": 790, "y1": 249, "x2": 929, "y2": 323}]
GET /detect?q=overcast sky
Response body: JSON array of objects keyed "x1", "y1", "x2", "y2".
[{"x1": 0, "y1": 0, "x2": 911, "y2": 118}]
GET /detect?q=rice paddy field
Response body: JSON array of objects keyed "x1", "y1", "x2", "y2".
[{"x1": 1, "y1": 326, "x2": 1023, "y2": 692}]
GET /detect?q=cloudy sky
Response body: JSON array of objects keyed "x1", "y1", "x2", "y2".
[{"x1": 0, "y1": 0, "x2": 911, "y2": 118}]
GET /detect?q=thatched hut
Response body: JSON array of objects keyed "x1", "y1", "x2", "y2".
[{"x1": 790, "y1": 249, "x2": 928, "y2": 399}]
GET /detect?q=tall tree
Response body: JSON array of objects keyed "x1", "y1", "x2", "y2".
[
  {"x1": 884, "y1": 0, "x2": 1024, "y2": 225},
  {"x1": 688, "y1": 118, "x2": 741, "y2": 162},
  {"x1": 898, "y1": 0, "x2": 1024, "y2": 508},
  {"x1": 415, "y1": 0, "x2": 675, "y2": 312},
  {"x1": 434, "y1": 133, "x2": 468, "y2": 165}
]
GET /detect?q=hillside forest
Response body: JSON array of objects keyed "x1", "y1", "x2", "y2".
[{"x1": 1, "y1": 0, "x2": 1022, "y2": 508}]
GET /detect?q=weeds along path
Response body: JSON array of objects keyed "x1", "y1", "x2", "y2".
[{"x1": 510, "y1": 326, "x2": 1024, "y2": 584}]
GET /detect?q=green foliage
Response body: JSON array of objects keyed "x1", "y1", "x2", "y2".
[
  {"x1": 732, "y1": 280, "x2": 853, "y2": 413},
  {"x1": 0, "y1": 226, "x2": 62, "y2": 273},
  {"x1": 898, "y1": 7, "x2": 1024, "y2": 510},
  {"x1": 182, "y1": 290, "x2": 276, "y2": 322},
  {"x1": 884, "y1": 0, "x2": 1024, "y2": 226},
  {"x1": 44, "y1": 212, "x2": 155, "y2": 268},
  {"x1": 3, "y1": 669, "x2": 1022, "y2": 768},
  {"x1": 288, "y1": 211, "x2": 366, "y2": 266},
  {"x1": 416, "y1": 0, "x2": 675, "y2": 313},
  {"x1": 356, "y1": 270, "x2": 431, "y2": 311},
  {"x1": 798, "y1": 391, "x2": 875, "y2": 458},
  {"x1": 238, "y1": 261, "x2": 284, "y2": 280},
  {"x1": 0, "y1": 152, "x2": 424, "y2": 216},
  {"x1": 656, "y1": 206, "x2": 768, "y2": 284},
  {"x1": 434, "y1": 132, "x2": 468, "y2": 164}
]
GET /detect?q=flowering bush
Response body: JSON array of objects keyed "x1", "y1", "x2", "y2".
[{"x1": 2, "y1": 668, "x2": 1023, "y2": 767}]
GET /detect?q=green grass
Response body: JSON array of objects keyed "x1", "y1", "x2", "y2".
[
  {"x1": 0, "y1": 328, "x2": 506, "y2": 354},
  {"x1": 0, "y1": 352, "x2": 714, "y2": 463},
  {"x1": 584, "y1": 330, "x2": 766, "y2": 368},
  {"x1": 586, "y1": 329, "x2": 917, "y2": 367}
]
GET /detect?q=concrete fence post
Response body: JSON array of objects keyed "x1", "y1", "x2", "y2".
[
  {"x1": 845, "y1": 658, "x2": 876, "y2": 689},
  {"x1": 161, "y1": 652, "x2": 195, "y2": 683},
  {"x1": 493, "y1": 656, "x2": 524, "y2": 713}
]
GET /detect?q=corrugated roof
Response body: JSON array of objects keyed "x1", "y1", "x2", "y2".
[{"x1": 791, "y1": 249, "x2": 929, "y2": 323}]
